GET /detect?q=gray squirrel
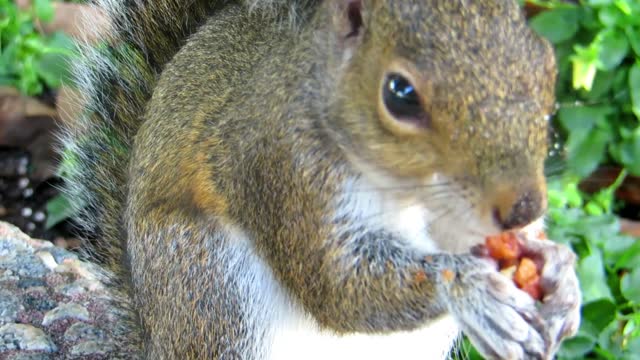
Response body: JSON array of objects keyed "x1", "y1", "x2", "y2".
[{"x1": 61, "y1": 0, "x2": 581, "y2": 358}]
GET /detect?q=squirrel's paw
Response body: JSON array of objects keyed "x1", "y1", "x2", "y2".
[
  {"x1": 441, "y1": 254, "x2": 575, "y2": 360},
  {"x1": 520, "y1": 238, "x2": 581, "y2": 353}
]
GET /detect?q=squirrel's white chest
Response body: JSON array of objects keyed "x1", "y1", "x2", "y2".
[{"x1": 267, "y1": 311, "x2": 459, "y2": 360}]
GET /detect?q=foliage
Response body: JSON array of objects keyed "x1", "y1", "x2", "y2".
[
  {"x1": 528, "y1": 0, "x2": 640, "y2": 358},
  {"x1": 0, "y1": 0, "x2": 75, "y2": 96},
  {"x1": 528, "y1": 0, "x2": 640, "y2": 178}
]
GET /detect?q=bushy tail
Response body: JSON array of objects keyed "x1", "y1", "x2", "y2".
[
  {"x1": 61, "y1": 0, "x2": 228, "y2": 276},
  {"x1": 60, "y1": 0, "x2": 311, "y2": 331}
]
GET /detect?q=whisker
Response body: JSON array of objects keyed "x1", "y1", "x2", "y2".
[{"x1": 345, "y1": 182, "x2": 455, "y2": 194}]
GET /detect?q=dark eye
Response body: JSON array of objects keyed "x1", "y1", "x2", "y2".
[{"x1": 383, "y1": 73, "x2": 423, "y2": 119}]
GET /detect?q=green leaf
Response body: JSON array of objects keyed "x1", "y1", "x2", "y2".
[
  {"x1": 530, "y1": 8, "x2": 580, "y2": 44},
  {"x1": 610, "y1": 133, "x2": 640, "y2": 175},
  {"x1": 598, "y1": 320, "x2": 626, "y2": 357},
  {"x1": 571, "y1": 45, "x2": 600, "y2": 90},
  {"x1": 583, "y1": 69, "x2": 616, "y2": 100},
  {"x1": 621, "y1": 267, "x2": 640, "y2": 303},
  {"x1": 627, "y1": 26, "x2": 640, "y2": 56},
  {"x1": 44, "y1": 194, "x2": 77, "y2": 230},
  {"x1": 597, "y1": 29, "x2": 630, "y2": 71},
  {"x1": 33, "y1": 0, "x2": 54, "y2": 22},
  {"x1": 580, "y1": 299, "x2": 617, "y2": 337},
  {"x1": 630, "y1": 62, "x2": 640, "y2": 120},
  {"x1": 598, "y1": 4, "x2": 627, "y2": 27},
  {"x1": 558, "y1": 106, "x2": 612, "y2": 132},
  {"x1": 568, "y1": 127, "x2": 613, "y2": 177},
  {"x1": 602, "y1": 234, "x2": 640, "y2": 269},
  {"x1": 558, "y1": 333, "x2": 597, "y2": 358},
  {"x1": 578, "y1": 248, "x2": 614, "y2": 303}
]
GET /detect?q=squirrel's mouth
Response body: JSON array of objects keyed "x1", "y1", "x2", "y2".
[{"x1": 415, "y1": 173, "x2": 505, "y2": 254}]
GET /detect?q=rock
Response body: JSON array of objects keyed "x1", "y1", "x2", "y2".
[
  {"x1": 40, "y1": 247, "x2": 78, "y2": 265},
  {"x1": 64, "y1": 322, "x2": 105, "y2": 342},
  {"x1": 6, "y1": 353, "x2": 52, "y2": 360},
  {"x1": 70, "y1": 340, "x2": 115, "y2": 356},
  {"x1": 0, "y1": 324, "x2": 57, "y2": 352},
  {"x1": 0, "y1": 290, "x2": 23, "y2": 325},
  {"x1": 42, "y1": 303, "x2": 90, "y2": 326},
  {"x1": 56, "y1": 278, "x2": 96, "y2": 297},
  {"x1": 16, "y1": 278, "x2": 47, "y2": 289},
  {"x1": 0, "y1": 254, "x2": 48, "y2": 279},
  {"x1": 22, "y1": 293, "x2": 57, "y2": 312},
  {"x1": 35, "y1": 251, "x2": 58, "y2": 270},
  {"x1": 0, "y1": 221, "x2": 138, "y2": 358}
]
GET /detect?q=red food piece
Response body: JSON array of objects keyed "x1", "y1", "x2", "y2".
[
  {"x1": 485, "y1": 232, "x2": 521, "y2": 261},
  {"x1": 484, "y1": 232, "x2": 545, "y2": 302},
  {"x1": 514, "y1": 257, "x2": 538, "y2": 288},
  {"x1": 520, "y1": 275, "x2": 543, "y2": 301}
]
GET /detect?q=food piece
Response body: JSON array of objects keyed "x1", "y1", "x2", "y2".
[
  {"x1": 520, "y1": 275, "x2": 543, "y2": 301},
  {"x1": 484, "y1": 232, "x2": 545, "y2": 301},
  {"x1": 514, "y1": 257, "x2": 544, "y2": 301},
  {"x1": 485, "y1": 231, "x2": 521, "y2": 261},
  {"x1": 513, "y1": 257, "x2": 537, "y2": 288}
]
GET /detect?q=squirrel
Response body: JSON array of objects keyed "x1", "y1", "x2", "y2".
[{"x1": 60, "y1": 0, "x2": 582, "y2": 359}]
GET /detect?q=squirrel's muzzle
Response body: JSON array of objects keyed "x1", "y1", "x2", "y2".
[{"x1": 491, "y1": 185, "x2": 547, "y2": 231}]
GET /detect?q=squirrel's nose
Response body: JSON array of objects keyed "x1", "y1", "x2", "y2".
[{"x1": 492, "y1": 189, "x2": 546, "y2": 231}]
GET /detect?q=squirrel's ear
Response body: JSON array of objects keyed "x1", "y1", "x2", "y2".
[{"x1": 329, "y1": 0, "x2": 364, "y2": 40}]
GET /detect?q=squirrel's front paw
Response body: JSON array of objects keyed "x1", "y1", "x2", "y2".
[
  {"x1": 441, "y1": 252, "x2": 579, "y2": 360},
  {"x1": 521, "y1": 238, "x2": 581, "y2": 353}
]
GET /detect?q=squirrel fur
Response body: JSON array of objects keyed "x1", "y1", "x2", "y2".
[{"x1": 61, "y1": 0, "x2": 581, "y2": 359}]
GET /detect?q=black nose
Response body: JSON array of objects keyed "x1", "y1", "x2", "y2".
[{"x1": 493, "y1": 190, "x2": 545, "y2": 230}]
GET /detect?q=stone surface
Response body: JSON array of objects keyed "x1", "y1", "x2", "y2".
[
  {"x1": 6, "y1": 352, "x2": 52, "y2": 360},
  {"x1": 63, "y1": 322, "x2": 105, "y2": 343},
  {"x1": 41, "y1": 247, "x2": 78, "y2": 265},
  {"x1": 70, "y1": 340, "x2": 115, "y2": 356},
  {"x1": 22, "y1": 293, "x2": 57, "y2": 313},
  {"x1": 16, "y1": 278, "x2": 47, "y2": 289},
  {"x1": 0, "y1": 221, "x2": 139, "y2": 358},
  {"x1": 42, "y1": 303, "x2": 90, "y2": 326},
  {"x1": 0, "y1": 290, "x2": 24, "y2": 325},
  {"x1": 0, "y1": 324, "x2": 57, "y2": 352}
]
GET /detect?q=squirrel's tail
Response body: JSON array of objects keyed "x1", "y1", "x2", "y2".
[
  {"x1": 61, "y1": 0, "x2": 226, "y2": 276},
  {"x1": 61, "y1": 0, "x2": 309, "y2": 266},
  {"x1": 59, "y1": 0, "x2": 309, "y2": 334}
]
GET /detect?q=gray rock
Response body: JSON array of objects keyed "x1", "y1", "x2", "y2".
[
  {"x1": 0, "y1": 290, "x2": 23, "y2": 325},
  {"x1": 17, "y1": 278, "x2": 47, "y2": 289},
  {"x1": 0, "y1": 324, "x2": 57, "y2": 353},
  {"x1": 0, "y1": 221, "x2": 138, "y2": 358},
  {"x1": 56, "y1": 280, "x2": 89, "y2": 297},
  {"x1": 70, "y1": 340, "x2": 115, "y2": 356},
  {"x1": 22, "y1": 294, "x2": 57, "y2": 313},
  {"x1": 0, "y1": 254, "x2": 48, "y2": 279},
  {"x1": 64, "y1": 322, "x2": 105, "y2": 343},
  {"x1": 6, "y1": 353, "x2": 52, "y2": 360},
  {"x1": 38, "y1": 247, "x2": 78, "y2": 265},
  {"x1": 42, "y1": 303, "x2": 90, "y2": 326}
]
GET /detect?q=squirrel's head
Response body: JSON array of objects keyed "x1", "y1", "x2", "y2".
[{"x1": 320, "y1": 0, "x2": 556, "y2": 244}]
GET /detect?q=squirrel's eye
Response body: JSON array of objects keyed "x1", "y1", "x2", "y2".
[{"x1": 383, "y1": 73, "x2": 423, "y2": 120}]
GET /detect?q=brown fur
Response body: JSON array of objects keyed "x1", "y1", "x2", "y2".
[{"x1": 62, "y1": 0, "x2": 580, "y2": 359}]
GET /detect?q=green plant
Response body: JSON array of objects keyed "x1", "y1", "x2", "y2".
[
  {"x1": 528, "y1": 0, "x2": 640, "y2": 178},
  {"x1": 0, "y1": 0, "x2": 75, "y2": 96},
  {"x1": 528, "y1": 1, "x2": 640, "y2": 358}
]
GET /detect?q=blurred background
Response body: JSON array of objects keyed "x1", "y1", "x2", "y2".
[{"x1": 0, "y1": 0, "x2": 638, "y2": 359}]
